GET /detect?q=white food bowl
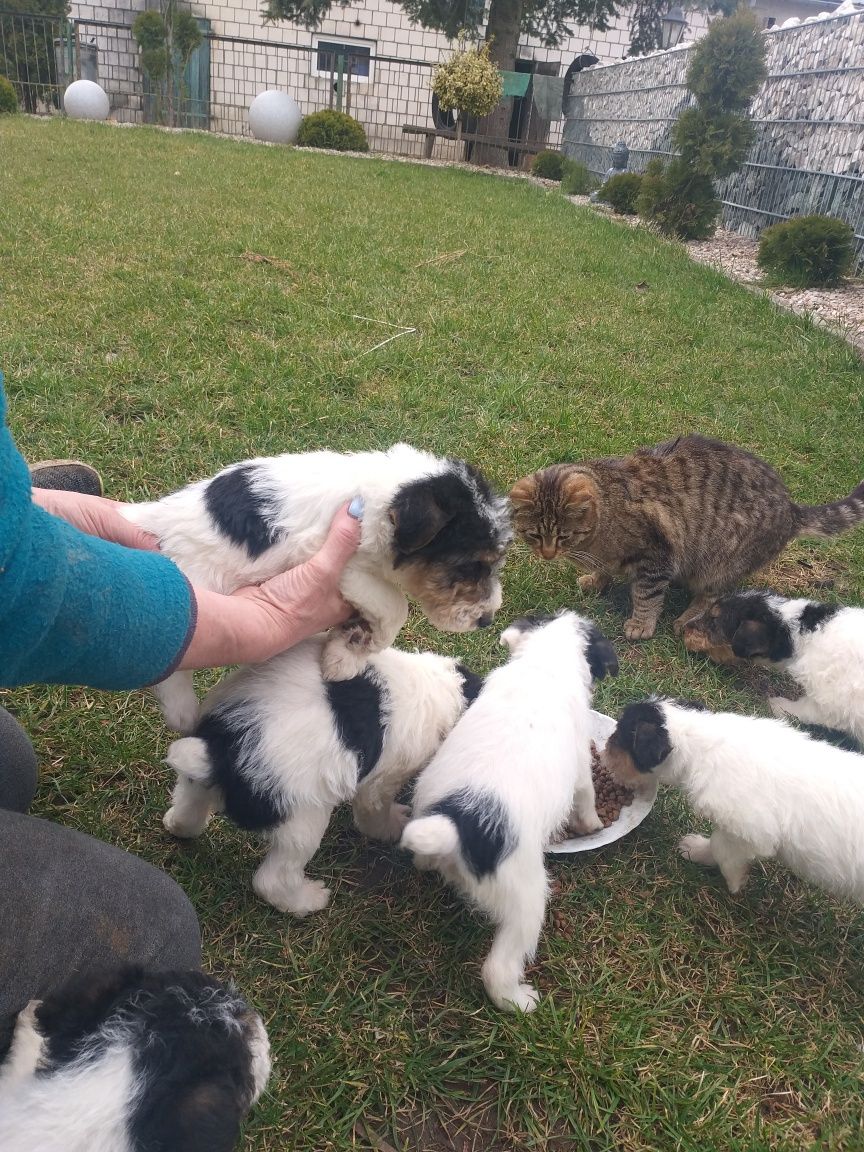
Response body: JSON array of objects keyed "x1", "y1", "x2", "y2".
[{"x1": 547, "y1": 709, "x2": 658, "y2": 854}]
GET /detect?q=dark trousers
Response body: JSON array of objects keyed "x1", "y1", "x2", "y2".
[{"x1": 0, "y1": 704, "x2": 201, "y2": 1053}]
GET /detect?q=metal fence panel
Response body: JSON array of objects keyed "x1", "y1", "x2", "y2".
[{"x1": 562, "y1": 13, "x2": 864, "y2": 272}]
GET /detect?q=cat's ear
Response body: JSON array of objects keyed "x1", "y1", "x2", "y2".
[
  {"x1": 560, "y1": 473, "x2": 598, "y2": 522},
  {"x1": 585, "y1": 624, "x2": 619, "y2": 681},
  {"x1": 508, "y1": 476, "x2": 536, "y2": 510}
]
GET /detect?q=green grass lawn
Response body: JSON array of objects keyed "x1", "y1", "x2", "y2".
[{"x1": 3, "y1": 116, "x2": 864, "y2": 1152}]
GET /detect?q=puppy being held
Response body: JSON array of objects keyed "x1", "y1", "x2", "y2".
[
  {"x1": 122, "y1": 444, "x2": 509, "y2": 732},
  {"x1": 164, "y1": 634, "x2": 482, "y2": 915},
  {"x1": 0, "y1": 966, "x2": 270, "y2": 1152},
  {"x1": 683, "y1": 590, "x2": 864, "y2": 745},
  {"x1": 400, "y1": 611, "x2": 618, "y2": 1012},
  {"x1": 604, "y1": 697, "x2": 864, "y2": 902}
]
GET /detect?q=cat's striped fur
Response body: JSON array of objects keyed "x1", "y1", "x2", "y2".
[{"x1": 510, "y1": 435, "x2": 864, "y2": 640}]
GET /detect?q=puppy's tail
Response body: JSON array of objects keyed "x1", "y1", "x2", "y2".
[
  {"x1": 400, "y1": 814, "x2": 460, "y2": 858},
  {"x1": 165, "y1": 736, "x2": 212, "y2": 784}
]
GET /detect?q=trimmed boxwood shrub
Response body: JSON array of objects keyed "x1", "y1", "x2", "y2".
[
  {"x1": 560, "y1": 159, "x2": 592, "y2": 195},
  {"x1": 531, "y1": 149, "x2": 567, "y2": 180},
  {"x1": 599, "y1": 171, "x2": 642, "y2": 214},
  {"x1": 297, "y1": 110, "x2": 368, "y2": 152},
  {"x1": 757, "y1": 215, "x2": 855, "y2": 287},
  {"x1": 0, "y1": 75, "x2": 18, "y2": 115}
]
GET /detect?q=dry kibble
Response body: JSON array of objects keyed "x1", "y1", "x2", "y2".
[{"x1": 584, "y1": 741, "x2": 634, "y2": 831}]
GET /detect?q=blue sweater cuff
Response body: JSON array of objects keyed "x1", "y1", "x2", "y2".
[{"x1": 0, "y1": 502, "x2": 196, "y2": 691}]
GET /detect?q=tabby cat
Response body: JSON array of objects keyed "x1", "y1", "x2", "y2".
[{"x1": 509, "y1": 435, "x2": 864, "y2": 640}]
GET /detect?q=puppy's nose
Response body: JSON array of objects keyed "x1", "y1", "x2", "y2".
[{"x1": 477, "y1": 613, "x2": 494, "y2": 629}]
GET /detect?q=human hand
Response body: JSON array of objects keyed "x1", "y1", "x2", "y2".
[
  {"x1": 178, "y1": 501, "x2": 364, "y2": 670},
  {"x1": 32, "y1": 488, "x2": 161, "y2": 552}
]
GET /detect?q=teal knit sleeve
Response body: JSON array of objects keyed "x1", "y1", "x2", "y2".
[{"x1": 0, "y1": 378, "x2": 196, "y2": 690}]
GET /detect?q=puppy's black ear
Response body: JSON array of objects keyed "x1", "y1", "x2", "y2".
[
  {"x1": 632, "y1": 720, "x2": 672, "y2": 773},
  {"x1": 585, "y1": 624, "x2": 619, "y2": 680},
  {"x1": 730, "y1": 618, "x2": 772, "y2": 659},
  {"x1": 389, "y1": 496, "x2": 453, "y2": 554}
]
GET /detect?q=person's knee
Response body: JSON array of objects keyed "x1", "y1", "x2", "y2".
[
  {"x1": 140, "y1": 866, "x2": 202, "y2": 971},
  {"x1": 0, "y1": 707, "x2": 38, "y2": 814}
]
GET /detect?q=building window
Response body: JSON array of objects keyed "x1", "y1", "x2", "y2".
[{"x1": 313, "y1": 39, "x2": 374, "y2": 82}]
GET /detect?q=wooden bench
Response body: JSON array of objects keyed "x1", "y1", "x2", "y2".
[{"x1": 402, "y1": 123, "x2": 548, "y2": 162}]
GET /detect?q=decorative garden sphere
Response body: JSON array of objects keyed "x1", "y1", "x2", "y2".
[
  {"x1": 63, "y1": 79, "x2": 110, "y2": 121},
  {"x1": 248, "y1": 90, "x2": 302, "y2": 145}
]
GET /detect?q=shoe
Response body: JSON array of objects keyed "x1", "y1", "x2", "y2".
[{"x1": 30, "y1": 460, "x2": 105, "y2": 497}]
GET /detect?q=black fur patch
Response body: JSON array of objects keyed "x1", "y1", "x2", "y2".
[
  {"x1": 34, "y1": 966, "x2": 258, "y2": 1152},
  {"x1": 716, "y1": 593, "x2": 794, "y2": 662},
  {"x1": 456, "y1": 663, "x2": 484, "y2": 706},
  {"x1": 204, "y1": 465, "x2": 281, "y2": 559},
  {"x1": 197, "y1": 706, "x2": 287, "y2": 831},
  {"x1": 326, "y1": 670, "x2": 386, "y2": 782},
  {"x1": 584, "y1": 623, "x2": 619, "y2": 681},
  {"x1": 389, "y1": 464, "x2": 504, "y2": 566},
  {"x1": 428, "y1": 789, "x2": 515, "y2": 879},
  {"x1": 612, "y1": 700, "x2": 673, "y2": 773},
  {"x1": 799, "y1": 601, "x2": 841, "y2": 634}
]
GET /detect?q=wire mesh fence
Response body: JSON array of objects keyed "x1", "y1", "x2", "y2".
[
  {"x1": 0, "y1": 9, "x2": 562, "y2": 161},
  {"x1": 562, "y1": 12, "x2": 864, "y2": 271}
]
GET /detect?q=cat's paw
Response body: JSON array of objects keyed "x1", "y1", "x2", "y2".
[
  {"x1": 578, "y1": 572, "x2": 610, "y2": 595},
  {"x1": 624, "y1": 617, "x2": 657, "y2": 641}
]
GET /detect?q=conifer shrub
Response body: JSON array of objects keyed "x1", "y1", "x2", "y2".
[
  {"x1": 0, "y1": 75, "x2": 18, "y2": 114},
  {"x1": 297, "y1": 109, "x2": 369, "y2": 152},
  {"x1": 757, "y1": 215, "x2": 855, "y2": 287},
  {"x1": 560, "y1": 159, "x2": 592, "y2": 195},
  {"x1": 531, "y1": 149, "x2": 567, "y2": 180},
  {"x1": 599, "y1": 171, "x2": 643, "y2": 214}
]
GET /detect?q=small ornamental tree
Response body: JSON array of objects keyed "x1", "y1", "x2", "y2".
[
  {"x1": 431, "y1": 39, "x2": 503, "y2": 143},
  {"x1": 133, "y1": 0, "x2": 201, "y2": 127},
  {"x1": 638, "y1": 9, "x2": 767, "y2": 239}
]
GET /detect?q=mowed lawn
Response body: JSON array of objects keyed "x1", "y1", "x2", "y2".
[{"x1": 3, "y1": 116, "x2": 864, "y2": 1152}]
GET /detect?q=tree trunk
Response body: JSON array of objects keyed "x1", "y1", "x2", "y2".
[{"x1": 473, "y1": 0, "x2": 522, "y2": 168}]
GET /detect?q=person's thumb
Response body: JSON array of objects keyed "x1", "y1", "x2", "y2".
[{"x1": 311, "y1": 500, "x2": 363, "y2": 574}]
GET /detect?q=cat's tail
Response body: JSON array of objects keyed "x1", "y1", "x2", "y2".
[{"x1": 795, "y1": 480, "x2": 864, "y2": 538}]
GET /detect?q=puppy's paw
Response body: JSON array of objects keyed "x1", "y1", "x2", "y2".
[
  {"x1": 498, "y1": 983, "x2": 540, "y2": 1013},
  {"x1": 566, "y1": 809, "x2": 604, "y2": 836},
  {"x1": 382, "y1": 803, "x2": 412, "y2": 841},
  {"x1": 162, "y1": 806, "x2": 208, "y2": 839},
  {"x1": 623, "y1": 617, "x2": 657, "y2": 641},
  {"x1": 678, "y1": 833, "x2": 715, "y2": 866},
  {"x1": 768, "y1": 697, "x2": 793, "y2": 719},
  {"x1": 322, "y1": 639, "x2": 371, "y2": 682},
  {"x1": 253, "y1": 874, "x2": 331, "y2": 917}
]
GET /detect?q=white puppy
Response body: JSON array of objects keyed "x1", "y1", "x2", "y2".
[
  {"x1": 122, "y1": 444, "x2": 509, "y2": 733},
  {"x1": 604, "y1": 697, "x2": 864, "y2": 901},
  {"x1": 684, "y1": 590, "x2": 864, "y2": 745},
  {"x1": 0, "y1": 966, "x2": 270, "y2": 1152},
  {"x1": 163, "y1": 634, "x2": 482, "y2": 915},
  {"x1": 399, "y1": 612, "x2": 618, "y2": 1012}
]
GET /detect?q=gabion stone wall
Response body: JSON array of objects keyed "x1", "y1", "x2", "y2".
[{"x1": 562, "y1": 11, "x2": 864, "y2": 270}]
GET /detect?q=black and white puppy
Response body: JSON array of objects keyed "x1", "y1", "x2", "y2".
[
  {"x1": 603, "y1": 697, "x2": 864, "y2": 902},
  {"x1": 122, "y1": 444, "x2": 509, "y2": 733},
  {"x1": 683, "y1": 590, "x2": 864, "y2": 744},
  {"x1": 399, "y1": 612, "x2": 618, "y2": 1012},
  {"x1": 0, "y1": 967, "x2": 271, "y2": 1152},
  {"x1": 163, "y1": 634, "x2": 483, "y2": 914}
]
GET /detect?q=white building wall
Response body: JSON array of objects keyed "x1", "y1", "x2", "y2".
[{"x1": 68, "y1": 0, "x2": 728, "y2": 154}]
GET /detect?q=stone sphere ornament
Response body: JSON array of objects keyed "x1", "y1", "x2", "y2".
[
  {"x1": 248, "y1": 90, "x2": 302, "y2": 145},
  {"x1": 63, "y1": 79, "x2": 110, "y2": 121}
]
